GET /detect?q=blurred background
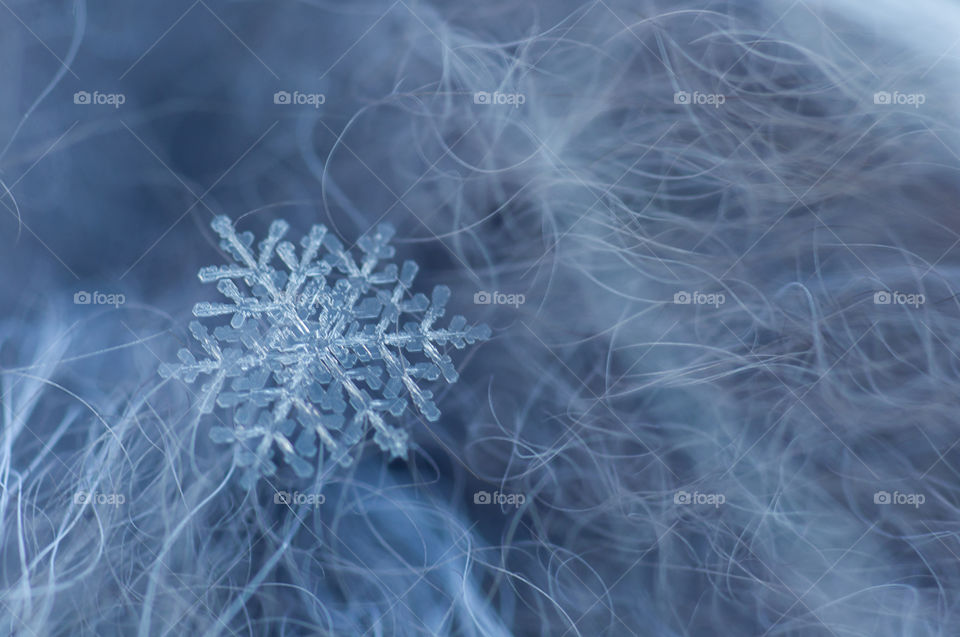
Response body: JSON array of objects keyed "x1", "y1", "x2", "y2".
[{"x1": 3, "y1": 0, "x2": 960, "y2": 635}]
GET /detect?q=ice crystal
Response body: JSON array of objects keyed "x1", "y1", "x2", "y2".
[{"x1": 160, "y1": 215, "x2": 490, "y2": 487}]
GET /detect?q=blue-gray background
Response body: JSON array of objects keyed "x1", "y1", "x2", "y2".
[{"x1": 3, "y1": 0, "x2": 960, "y2": 635}]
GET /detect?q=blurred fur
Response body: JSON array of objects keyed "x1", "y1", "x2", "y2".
[{"x1": 2, "y1": 0, "x2": 960, "y2": 634}]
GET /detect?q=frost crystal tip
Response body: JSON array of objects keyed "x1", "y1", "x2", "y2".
[{"x1": 160, "y1": 216, "x2": 490, "y2": 487}]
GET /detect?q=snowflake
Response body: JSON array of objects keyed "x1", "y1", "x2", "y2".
[{"x1": 160, "y1": 215, "x2": 490, "y2": 487}]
